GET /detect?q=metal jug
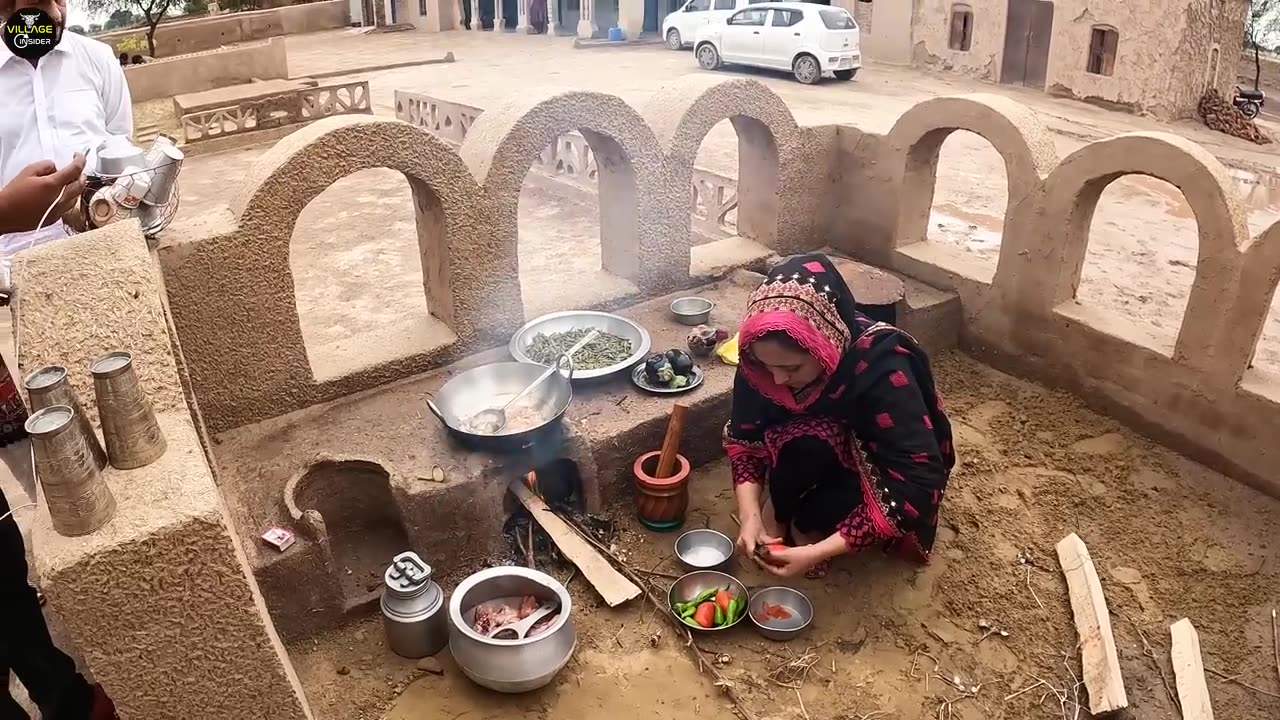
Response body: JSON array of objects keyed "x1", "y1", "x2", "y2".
[{"x1": 381, "y1": 551, "x2": 448, "y2": 659}]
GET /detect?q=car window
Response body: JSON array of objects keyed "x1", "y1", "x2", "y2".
[
  {"x1": 713, "y1": 0, "x2": 734, "y2": 8},
  {"x1": 727, "y1": 7, "x2": 768, "y2": 25},
  {"x1": 685, "y1": 0, "x2": 710, "y2": 11},
  {"x1": 771, "y1": 9, "x2": 801, "y2": 26},
  {"x1": 819, "y1": 8, "x2": 856, "y2": 29}
]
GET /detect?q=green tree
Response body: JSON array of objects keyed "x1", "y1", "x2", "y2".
[
  {"x1": 103, "y1": 8, "x2": 137, "y2": 29},
  {"x1": 86, "y1": 0, "x2": 177, "y2": 57},
  {"x1": 1247, "y1": 0, "x2": 1280, "y2": 89},
  {"x1": 67, "y1": 23, "x2": 86, "y2": 33},
  {"x1": 88, "y1": 22, "x2": 103, "y2": 33},
  {"x1": 182, "y1": 0, "x2": 207, "y2": 15}
]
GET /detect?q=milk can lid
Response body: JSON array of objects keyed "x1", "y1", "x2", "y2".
[{"x1": 385, "y1": 551, "x2": 433, "y2": 593}]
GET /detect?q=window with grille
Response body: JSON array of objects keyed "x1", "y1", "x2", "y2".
[
  {"x1": 949, "y1": 5, "x2": 973, "y2": 52},
  {"x1": 1087, "y1": 26, "x2": 1119, "y2": 76}
]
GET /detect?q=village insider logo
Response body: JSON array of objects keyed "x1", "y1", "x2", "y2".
[{"x1": 3, "y1": 8, "x2": 60, "y2": 61}]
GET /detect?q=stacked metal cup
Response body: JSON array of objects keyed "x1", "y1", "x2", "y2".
[
  {"x1": 24, "y1": 365, "x2": 108, "y2": 472},
  {"x1": 90, "y1": 351, "x2": 166, "y2": 469},
  {"x1": 25, "y1": 406, "x2": 117, "y2": 536}
]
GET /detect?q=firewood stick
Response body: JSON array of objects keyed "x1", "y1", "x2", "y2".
[{"x1": 655, "y1": 403, "x2": 689, "y2": 479}]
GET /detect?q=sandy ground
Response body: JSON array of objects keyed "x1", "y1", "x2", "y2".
[
  {"x1": 283, "y1": 351, "x2": 1280, "y2": 720},
  {"x1": 166, "y1": 28, "x2": 1280, "y2": 374}
]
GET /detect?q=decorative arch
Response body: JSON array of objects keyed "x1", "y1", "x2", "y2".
[
  {"x1": 459, "y1": 89, "x2": 681, "y2": 293},
  {"x1": 1034, "y1": 132, "x2": 1260, "y2": 384},
  {"x1": 162, "y1": 116, "x2": 499, "y2": 432},
  {"x1": 640, "y1": 75, "x2": 802, "y2": 254},
  {"x1": 1233, "y1": 219, "x2": 1280, "y2": 384},
  {"x1": 885, "y1": 93, "x2": 1059, "y2": 280}
]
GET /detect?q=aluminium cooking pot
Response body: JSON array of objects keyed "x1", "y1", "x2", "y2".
[
  {"x1": 448, "y1": 566, "x2": 576, "y2": 693},
  {"x1": 425, "y1": 356, "x2": 574, "y2": 453}
]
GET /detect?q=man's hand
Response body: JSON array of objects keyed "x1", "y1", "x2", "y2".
[{"x1": 0, "y1": 156, "x2": 86, "y2": 234}]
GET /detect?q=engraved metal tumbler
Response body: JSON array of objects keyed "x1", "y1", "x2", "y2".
[
  {"x1": 26, "y1": 405, "x2": 117, "y2": 537},
  {"x1": 24, "y1": 365, "x2": 108, "y2": 472},
  {"x1": 90, "y1": 351, "x2": 166, "y2": 470}
]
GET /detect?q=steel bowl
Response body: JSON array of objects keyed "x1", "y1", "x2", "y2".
[
  {"x1": 675, "y1": 529, "x2": 734, "y2": 571},
  {"x1": 448, "y1": 566, "x2": 576, "y2": 694},
  {"x1": 747, "y1": 586, "x2": 814, "y2": 641},
  {"x1": 670, "y1": 297, "x2": 714, "y2": 326},
  {"x1": 509, "y1": 310, "x2": 650, "y2": 381},
  {"x1": 426, "y1": 360, "x2": 572, "y2": 452},
  {"x1": 667, "y1": 570, "x2": 748, "y2": 632}
]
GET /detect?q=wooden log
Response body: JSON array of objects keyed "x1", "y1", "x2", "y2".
[
  {"x1": 654, "y1": 403, "x2": 688, "y2": 479},
  {"x1": 1170, "y1": 618, "x2": 1215, "y2": 720},
  {"x1": 1056, "y1": 533, "x2": 1129, "y2": 715},
  {"x1": 509, "y1": 480, "x2": 641, "y2": 607}
]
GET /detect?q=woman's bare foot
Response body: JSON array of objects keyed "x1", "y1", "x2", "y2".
[{"x1": 805, "y1": 560, "x2": 830, "y2": 579}]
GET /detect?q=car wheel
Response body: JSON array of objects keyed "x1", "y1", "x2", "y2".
[
  {"x1": 834, "y1": 69, "x2": 856, "y2": 81},
  {"x1": 697, "y1": 43, "x2": 721, "y2": 71},
  {"x1": 666, "y1": 28, "x2": 682, "y2": 50},
  {"x1": 793, "y1": 54, "x2": 820, "y2": 85}
]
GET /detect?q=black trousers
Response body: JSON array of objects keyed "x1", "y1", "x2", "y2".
[
  {"x1": 768, "y1": 435, "x2": 862, "y2": 538},
  {"x1": 0, "y1": 488, "x2": 92, "y2": 720}
]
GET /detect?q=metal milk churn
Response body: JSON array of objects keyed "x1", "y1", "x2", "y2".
[{"x1": 381, "y1": 551, "x2": 448, "y2": 659}]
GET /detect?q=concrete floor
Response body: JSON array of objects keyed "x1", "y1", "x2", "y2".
[{"x1": 171, "y1": 28, "x2": 1280, "y2": 374}]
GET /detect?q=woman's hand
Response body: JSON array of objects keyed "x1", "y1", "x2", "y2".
[
  {"x1": 753, "y1": 543, "x2": 826, "y2": 577},
  {"x1": 736, "y1": 514, "x2": 782, "y2": 558}
]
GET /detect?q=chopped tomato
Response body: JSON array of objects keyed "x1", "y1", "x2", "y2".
[{"x1": 693, "y1": 602, "x2": 717, "y2": 629}]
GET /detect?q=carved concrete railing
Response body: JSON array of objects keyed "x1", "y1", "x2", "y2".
[
  {"x1": 299, "y1": 81, "x2": 371, "y2": 120},
  {"x1": 181, "y1": 79, "x2": 373, "y2": 143},
  {"x1": 394, "y1": 90, "x2": 739, "y2": 238}
]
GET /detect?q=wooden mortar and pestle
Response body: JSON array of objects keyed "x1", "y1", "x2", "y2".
[{"x1": 632, "y1": 403, "x2": 691, "y2": 531}]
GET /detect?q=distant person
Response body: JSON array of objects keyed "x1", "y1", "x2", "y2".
[
  {"x1": 117, "y1": 51, "x2": 127, "y2": 66},
  {"x1": 129, "y1": 54, "x2": 142, "y2": 65},
  {"x1": 528, "y1": 0, "x2": 547, "y2": 34},
  {"x1": 0, "y1": 159, "x2": 119, "y2": 720},
  {"x1": 0, "y1": 0, "x2": 133, "y2": 256}
]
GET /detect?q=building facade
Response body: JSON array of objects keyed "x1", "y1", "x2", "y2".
[{"x1": 907, "y1": 0, "x2": 1248, "y2": 119}]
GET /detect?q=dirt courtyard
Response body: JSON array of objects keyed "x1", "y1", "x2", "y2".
[
  {"x1": 169, "y1": 28, "x2": 1280, "y2": 376},
  {"x1": 284, "y1": 351, "x2": 1280, "y2": 720}
]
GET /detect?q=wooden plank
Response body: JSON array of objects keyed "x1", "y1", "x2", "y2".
[
  {"x1": 1056, "y1": 533, "x2": 1129, "y2": 715},
  {"x1": 509, "y1": 480, "x2": 641, "y2": 608},
  {"x1": 1170, "y1": 618, "x2": 1215, "y2": 720}
]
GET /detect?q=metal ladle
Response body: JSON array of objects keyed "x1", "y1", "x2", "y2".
[
  {"x1": 487, "y1": 601, "x2": 560, "y2": 640},
  {"x1": 467, "y1": 329, "x2": 600, "y2": 434}
]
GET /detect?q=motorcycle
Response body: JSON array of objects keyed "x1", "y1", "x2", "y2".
[{"x1": 1235, "y1": 86, "x2": 1266, "y2": 120}]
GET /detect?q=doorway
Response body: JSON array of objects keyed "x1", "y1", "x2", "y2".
[{"x1": 1000, "y1": 0, "x2": 1053, "y2": 89}]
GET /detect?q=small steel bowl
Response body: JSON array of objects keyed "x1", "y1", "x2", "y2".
[
  {"x1": 675, "y1": 529, "x2": 734, "y2": 571},
  {"x1": 667, "y1": 570, "x2": 748, "y2": 632},
  {"x1": 747, "y1": 586, "x2": 814, "y2": 641},
  {"x1": 670, "y1": 297, "x2": 714, "y2": 326}
]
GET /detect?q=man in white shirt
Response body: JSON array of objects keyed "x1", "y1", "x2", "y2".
[{"x1": 0, "y1": 0, "x2": 132, "y2": 256}]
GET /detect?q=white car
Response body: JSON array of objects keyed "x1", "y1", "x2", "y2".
[
  {"x1": 692, "y1": 2, "x2": 862, "y2": 85},
  {"x1": 662, "y1": 0, "x2": 753, "y2": 50}
]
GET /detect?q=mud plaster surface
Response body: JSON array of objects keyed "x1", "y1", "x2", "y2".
[
  {"x1": 12, "y1": 221, "x2": 186, "y2": 426},
  {"x1": 167, "y1": 29, "x2": 1280, "y2": 384},
  {"x1": 282, "y1": 351, "x2": 1280, "y2": 720}
]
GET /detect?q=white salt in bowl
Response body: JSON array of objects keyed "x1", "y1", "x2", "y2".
[{"x1": 674, "y1": 529, "x2": 735, "y2": 571}]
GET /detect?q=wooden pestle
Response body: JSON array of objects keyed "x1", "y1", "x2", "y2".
[{"x1": 654, "y1": 403, "x2": 689, "y2": 479}]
